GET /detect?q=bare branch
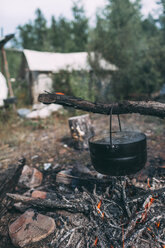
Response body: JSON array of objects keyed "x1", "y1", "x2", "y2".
[{"x1": 38, "y1": 93, "x2": 165, "y2": 118}]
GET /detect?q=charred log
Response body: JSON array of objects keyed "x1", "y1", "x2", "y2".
[
  {"x1": 7, "y1": 193, "x2": 90, "y2": 214},
  {"x1": 0, "y1": 158, "x2": 25, "y2": 217}
]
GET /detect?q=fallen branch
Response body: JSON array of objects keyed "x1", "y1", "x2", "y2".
[
  {"x1": 38, "y1": 93, "x2": 165, "y2": 118},
  {"x1": 7, "y1": 193, "x2": 90, "y2": 214}
]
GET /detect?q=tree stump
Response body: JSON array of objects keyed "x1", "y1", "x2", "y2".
[{"x1": 68, "y1": 114, "x2": 94, "y2": 149}]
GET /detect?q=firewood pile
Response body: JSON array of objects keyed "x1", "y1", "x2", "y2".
[{"x1": 0, "y1": 156, "x2": 164, "y2": 248}]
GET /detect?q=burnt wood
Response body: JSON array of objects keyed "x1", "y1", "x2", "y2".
[
  {"x1": 38, "y1": 93, "x2": 165, "y2": 118},
  {"x1": 7, "y1": 193, "x2": 90, "y2": 214},
  {"x1": 0, "y1": 158, "x2": 25, "y2": 200},
  {"x1": 0, "y1": 158, "x2": 25, "y2": 217}
]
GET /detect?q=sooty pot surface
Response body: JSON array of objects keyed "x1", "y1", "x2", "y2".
[{"x1": 89, "y1": 131, "x2": 147, "y2": 176}]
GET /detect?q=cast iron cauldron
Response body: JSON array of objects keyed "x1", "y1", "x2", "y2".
[{"x1": 89, "y1": 110, "x2": 147, "y2": 176}]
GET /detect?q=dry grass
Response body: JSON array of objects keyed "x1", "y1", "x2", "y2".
[
  {"x1": 0, "y1": 108, "x2": 165, "y2": 174},
  {"x1": 0, "y1": 109, "x2": 71, "y2": 169}
]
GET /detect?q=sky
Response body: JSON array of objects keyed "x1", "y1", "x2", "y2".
[{"x1": 0, "y1": 0, "x2": 161, "y2": 36}]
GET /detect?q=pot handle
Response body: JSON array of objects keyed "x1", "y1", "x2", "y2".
[{"x1": 110, "y1": 104, "x2": 122, "y2": 146}]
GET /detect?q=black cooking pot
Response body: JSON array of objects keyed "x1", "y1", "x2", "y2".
[
  {"x1": 89, "y1": 131, "x2": 147, "y2": 176},
  {"x1": 89, "y1": 109, "x2": 147, "y2": 176}
]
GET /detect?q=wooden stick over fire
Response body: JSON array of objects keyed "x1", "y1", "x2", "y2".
[{"x1": 38, "y1": 93, "x2": 165, "y2": 118}]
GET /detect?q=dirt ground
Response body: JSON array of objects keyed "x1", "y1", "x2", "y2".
[
  {"x1": 0, "y1": 108, "x2": 165, "y2": 248},
  {"x1": 0, "y1": 109, "x2": 165, "y2": 181}
]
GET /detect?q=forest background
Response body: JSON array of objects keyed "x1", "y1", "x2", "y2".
[{"x1": 3, "y1": 0, "x2": 165, "y2": 104}]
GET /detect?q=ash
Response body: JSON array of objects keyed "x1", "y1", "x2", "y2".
[{"x1": 46, "y1": 175, "x2": 165, "y2": 248}]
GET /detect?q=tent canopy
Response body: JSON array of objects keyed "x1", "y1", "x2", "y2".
[{"x1": 23, "y1": 49, "x2": 117, "y2": 73}]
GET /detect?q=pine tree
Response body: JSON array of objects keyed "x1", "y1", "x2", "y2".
[
  {"x1": 139, "y1": 15, "x2": 162, "y2": 97},
  {"x1": 33, "y1": 9, "x2": 48, "y2": 51},
  {"x1": 71, "y1": 1, "x2": 89, "y2": 52},
  {"x1": 16, "y1": 22, "x2": 35, "y2": 49},
  {"x1": 90, "y1": 0, "x2": 143, "y2": 99},
  {"x1": 57, "y1": 17, "x2": 74, "y2": 52},
  {"x1": 157, "y1": 0, "x2": 165, "y2": 84},
  {"x1": 49, "y1": 16, "x2": 60, "y2": 51},
  {"x1": 16, "y1": 8, "x2": 48, "y2": 51}
]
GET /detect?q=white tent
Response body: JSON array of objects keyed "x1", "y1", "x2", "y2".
[
  {"x1": 0, "y1": 72, "x2": 8, "y2": 107},
  {"x1": 21, "y1": 49, "x2": 117, "y2": 103},
  {"x1": 23, "y1": 50, "x2": 117, "y2": 72}
]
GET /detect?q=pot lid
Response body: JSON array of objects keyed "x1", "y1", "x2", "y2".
[{"x1": 89, "y1": 131, "x2": 146, "y2": 145}]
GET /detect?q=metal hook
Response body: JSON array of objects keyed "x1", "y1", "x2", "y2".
[
  {"x1": 117, "y1": 114, "x2": 122, "y2": 132},
  {"x1": 109, "y1": 104, "x2": 114, "y2": 146},
  {"x1": 109, "y1": 104, "x2": 122, "y2": 146}
]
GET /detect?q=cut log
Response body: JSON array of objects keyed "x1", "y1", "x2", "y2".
[
  {"x1": 56, "y1": 169, "x2": 73, "y2": 185},
  {"x1": 68, "y1": 114, "x2": 94, "y2": 149}
]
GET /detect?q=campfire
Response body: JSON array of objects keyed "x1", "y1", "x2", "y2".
[
  {"x1": 0, "y1": 93, "x2": 165, "y2": 248},
  {"x1": 1, "y1": 160, "x2": 165, "y2": 248}
]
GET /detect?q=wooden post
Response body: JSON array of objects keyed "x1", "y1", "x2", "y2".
[
  {"x1": 68, "y1": 114, "x2": 94, "y2": 150},
  {"x1": 1, "y1": 47, "x2": 16, "y2": 110},
  {"x1": 1, "y1": 47, "x2": 14, "y2": 97},
  {"x1": 1, "y1": 50, "x2": 4, "y2": 74}
]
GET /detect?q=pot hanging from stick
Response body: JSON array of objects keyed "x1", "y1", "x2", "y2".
[{"x1": 89, "y1": 107, "x2": 147, "y2": 176}]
